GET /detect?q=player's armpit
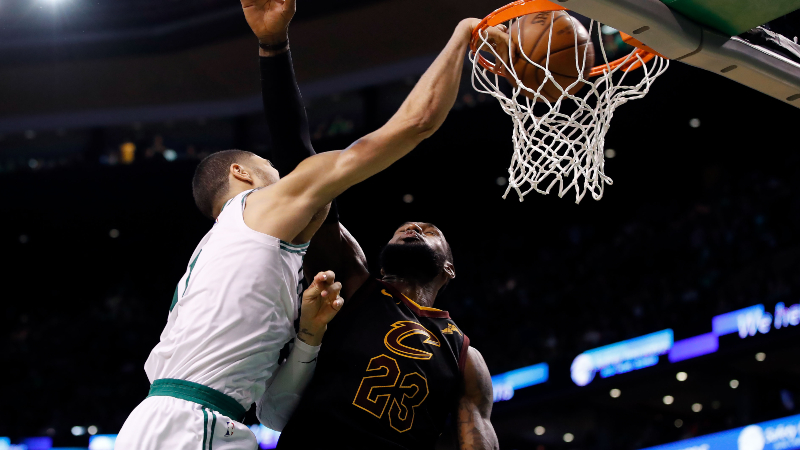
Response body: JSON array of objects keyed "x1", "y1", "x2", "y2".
[
  {"x1": 457, "y1": 347, "x2": 499, "y2": 450},
  {"x1": 304, "y1": 222, "x2": 370, "y2": 301}
]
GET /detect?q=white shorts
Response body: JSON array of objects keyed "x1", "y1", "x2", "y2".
[{"x1": 116, "y1": 396, "x2": 258, "y2": 450}]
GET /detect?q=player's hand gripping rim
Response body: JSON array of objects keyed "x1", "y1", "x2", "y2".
[{"x1": 297, "y1": 270, "x2": 344, "y2": 347}]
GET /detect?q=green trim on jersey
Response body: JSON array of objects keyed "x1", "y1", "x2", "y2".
[
  {"x1": 280, "y1": 240, "x2": 310, "y2": 249},
  {"x1": 148, "y1": 378, "x2": 246, "y2": 422},
  {"x1": 220, "y1": 198, "x2": 234, "y2": 214},
  {"x1": 209, "y1": 410, "x2": 217, "y2": 450},
  {"x1": 202, "y1": 409, "x2": 209, "y2": 450},
  {"x1": 280, "y1": 240, "x2": 310, "y2": 254},
  {"x1": 184, "y1": 250, "x2": 202, "y2": 294},
  {"x1": 169, "y1": 285, "x2": 179, "y2": 312}
]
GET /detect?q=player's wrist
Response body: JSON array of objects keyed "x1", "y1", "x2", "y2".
[
  {"x1": 297, "y1": 323, "x2": 326, "y2": 347},
  {"x1": 458, "y1": 18, "x2": 480, "y2": 41},
  {"x1": 258, "y1": 38, "x2": 290, "y2": 57}
]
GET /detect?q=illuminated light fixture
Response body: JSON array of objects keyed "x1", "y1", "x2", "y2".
[
  {"x1": 604, "y1": 148, "x2": 616, "y2": 158},
  {"x1": 563, "y1": 433, "x2": 575, "y2": 443},
  {"x1": 663, "y1": 395, "x2": 674, "y2": 405},
  {"x1": 491, "y1": 363, "x2": 549, "y2": 402},
  {"x1": 164, "y1": 149, "x2": 178, "y2": 162},
  {"x1": 571, "y1": 329, "x2": 673, "y2": 386},
  {"x1": 534, "y1": 426, "x2": 545, "y2": 436},
  {"x1": 71, "y1": 426, "x2": 86, "y2": 436},
  {"x1": 402, "y1": 194, "x2": 414, "y2": 204},
  {"x1": 639, "y1": 412, "x2": 800, "y2": 450},
  {"x1": 109, "y1": 229, "x2": 120, "y2": 239},
  {"x1": 755, "y1": 352, "x2": 766, "y2": 361},
  {"x1": 89, "y1": 435, "x2": 118, "y2": 450},
  {"x1": 248, "y1": 425, "x2": 281, "y2": 449},
  {"x1": 668, "y1": 333, "x2": 718, "y2": 362},
  {"x1": 692, "y1": 403, "x2": 703, "y2": 412},
  {"x1": 689, "y1": 118, "x2": 701, "y2": 128},
  {"x1": 496, "y1": 177, "x2": 507, "y2": 186},
  {"x1": 730, "y1": 379, "x2": 739, "y2": 389},
  {"x1": 88, "y1": 425, "x2": 98, "y2": 435},
  {"x1": 610, "y1": 388, "x2": 621, "y2": 398},
  {"x1": 674, "y1": 419, "x2": 683, "y2": 428},
  {"x1": 676, "y1": 372, "x2": 688, "y2": 381}
]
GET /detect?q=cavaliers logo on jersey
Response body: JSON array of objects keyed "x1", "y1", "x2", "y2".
[{"x1": 383, "y1": 321, "x2": 441, "y2": 360}]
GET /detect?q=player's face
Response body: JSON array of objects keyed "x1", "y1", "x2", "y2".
[
  {"x1": 388, "y1": 222, "x2": 449, "y2": 261},
  {"x1": 249, "y1": 155, "x2": 280, "y2": 187}
]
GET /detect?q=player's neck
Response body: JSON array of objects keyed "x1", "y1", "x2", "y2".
[{"x1": 382, "y1": 276, "x2": 438, "y2": 308}]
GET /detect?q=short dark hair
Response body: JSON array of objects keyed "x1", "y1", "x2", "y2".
[{"x1": 192, "y1": 149, "x2": 256, "y2": 219}]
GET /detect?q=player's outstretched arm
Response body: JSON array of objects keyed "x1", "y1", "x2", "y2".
[
  {"x1": 245, "y1": 20, "x2": 509, "y2": 243},
  {"x1": 457, "y1": 347, "x2": 499, "y2": 450},
  {"x1": 242, "y1": 0, "x2": 370, "y2": 295},
  {"x1": 256, "y1": 271, "x2": 343, "y2": 431}
]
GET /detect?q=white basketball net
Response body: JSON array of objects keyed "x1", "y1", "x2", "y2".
[{"x1": 471, "y1": 14, "x2": 669, "y2": 203}]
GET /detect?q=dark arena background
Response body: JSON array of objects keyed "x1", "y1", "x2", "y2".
[{"x1": 3, "y1": 0, "x2": 800, "y2": 449}]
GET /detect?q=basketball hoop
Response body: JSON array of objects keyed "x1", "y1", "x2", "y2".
[{"x1": 470, "y1": 0, "x2": 669, "y2": 203}]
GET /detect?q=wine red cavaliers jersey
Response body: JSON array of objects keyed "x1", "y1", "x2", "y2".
[{"x1": 277, "y1": 278, "x2": 470, "y2": 450}]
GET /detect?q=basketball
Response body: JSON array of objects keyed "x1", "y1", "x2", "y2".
[{"x1": 505, "y1": 11, "x2": 595, "y2": 102}]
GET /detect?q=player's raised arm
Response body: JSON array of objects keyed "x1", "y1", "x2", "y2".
[
  {"x1": 242, "y1": 0, "x2": 370, "y2": 297},
  {"x1": 245, "y1": 20, "x2": 509, "y2": 243},
  {"x1": 457, "y1": 347, "x2": 499, "y2": 450}
]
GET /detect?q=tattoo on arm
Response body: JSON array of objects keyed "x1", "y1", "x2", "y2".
[
  {"x1": 457, "y1": 347, "x2": 499, "y2": 450},
  {"x1": 296, "y1": 328, "x2": 315, "y2": 344}
]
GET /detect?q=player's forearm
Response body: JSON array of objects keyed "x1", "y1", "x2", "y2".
[
  {"x1": 391, "y1": 19, "x2": 474, "y2": 138},
  {"x1": 457, "y1": 413, "x2": 499, "y2": 450},
  {"x1": 260, "y1": 51, "x2": 316, "y2": 175},
  {"x1": 255, "y1": 339, "x2": 320, "y2": 431}
]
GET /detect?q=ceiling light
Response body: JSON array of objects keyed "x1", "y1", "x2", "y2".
[
  {"x1": 534, "y1": 426, "x2": 545, "y2": 436},
  {"x1": 663, "y1": 395, "x2": 674, "y2": 405},
  {"x1": 676, "y1": 372, "x2": 688, "y2": 381}
]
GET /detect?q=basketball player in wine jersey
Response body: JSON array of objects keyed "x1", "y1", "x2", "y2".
[
  {"x1": 116, "y1": 1, "x2": 502, "y2": 448},
  {"x1": 247, "y1": 0, "x2": 504, "y2": 447}
]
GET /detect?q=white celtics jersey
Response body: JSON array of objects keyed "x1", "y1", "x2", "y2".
[{"x1": 144, "y1": 189, "x2": 308, "y2": 410}]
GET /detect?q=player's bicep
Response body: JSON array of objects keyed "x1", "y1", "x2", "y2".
[{"x1": 457, "y1": 347, "x2": 499, "y2": 450}]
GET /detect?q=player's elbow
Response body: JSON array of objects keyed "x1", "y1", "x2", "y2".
[{"x1": 398, "y1": 100, "x2": 442, "y2": 140}]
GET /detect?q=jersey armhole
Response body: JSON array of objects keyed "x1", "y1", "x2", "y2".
[{"x1": 458, "y1": 334, "x2": 471, "y2": 374}]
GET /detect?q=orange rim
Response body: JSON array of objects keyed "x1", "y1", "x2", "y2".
[{"x1": 470, "y1": 0, "x2": 664, "y2": 78}]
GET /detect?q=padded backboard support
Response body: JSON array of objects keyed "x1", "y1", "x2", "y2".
[
  {"x1": 559, "y1": 0, "x2": 800, "y2": 108},
  {"x1": 660, "y1": 0, "x2": 800, "y2": 37}
]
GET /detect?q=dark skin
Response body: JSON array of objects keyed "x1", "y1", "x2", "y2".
[
  {"x1": 305, "y1": 221, "x2": 499, "y2": 450},
  {"x1": 243, "y1": 0, "x2": 500, "y2": 446}
]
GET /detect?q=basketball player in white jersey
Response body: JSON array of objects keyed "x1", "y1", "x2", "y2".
[{"x1": 115, "y1": 0, "x2": 508, "y2": 448}]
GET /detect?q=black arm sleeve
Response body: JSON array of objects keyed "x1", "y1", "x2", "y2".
[
  {"x1": 260, "y1": 51, "x2": 315, "y2": 172},
  {"x1": 260, "y1": 51, "x2": 339, "y2": 223}
]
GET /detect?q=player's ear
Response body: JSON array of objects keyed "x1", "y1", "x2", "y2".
[
  {"x1": 230, "y1": 163, "x2": 253, "y2": 184},
  {"x1": 443, "y1": 261, "x2": 455, "y2": 280}
]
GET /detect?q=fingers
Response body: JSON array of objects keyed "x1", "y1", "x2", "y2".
[
  {"x1": 317, "y1": 293, "x2": 345, "y2": 325},
  {"x1": 303, "y1": 270, "x2": 339, "y2": 301}
]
